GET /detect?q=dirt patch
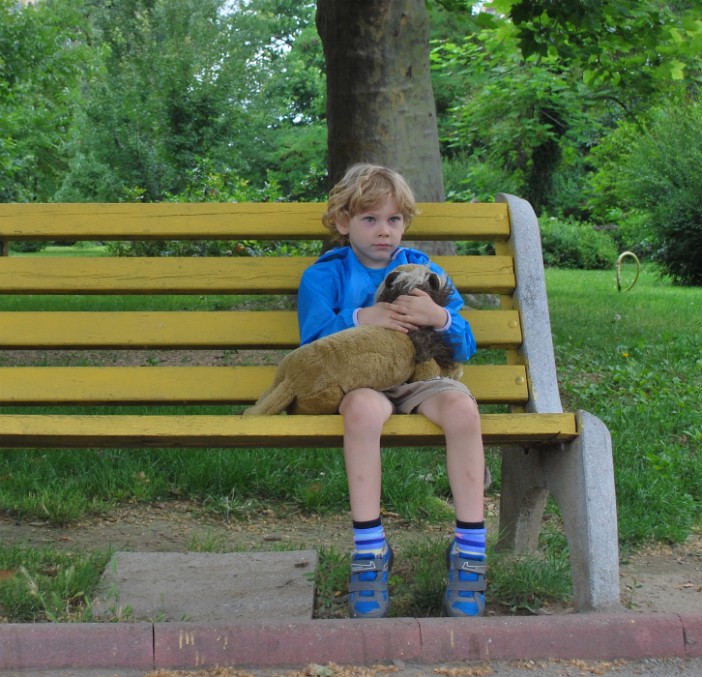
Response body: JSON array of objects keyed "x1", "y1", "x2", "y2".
[
  {"x1": 0, "y1": 348, "x2": 282, "y2": 367},
  {"x1": 619, "y1": 535, "x2": 702, "y2": 614},
  {"x1": 1, "y1": 500, "x2": 700, "y2": 616},
  {"x1": 0, "y1": 501, "x2": 375, "y2": 555}
]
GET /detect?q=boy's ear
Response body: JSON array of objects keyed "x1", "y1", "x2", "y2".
[{"x1": 335, "y1": 217, "x2": 350, "y2": 235}]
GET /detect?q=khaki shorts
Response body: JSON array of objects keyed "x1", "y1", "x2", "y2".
[{"x1": 381, "y1": 377, "x2": 475, "y2": 415}]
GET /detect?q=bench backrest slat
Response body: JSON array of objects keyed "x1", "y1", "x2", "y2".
[
  {"x1": 0, "y1": 309, "x2": 522, "y2": 350},
  {"x1": 0, "y1": 364, "x2": 528, "y2": 406},
  {"x1": 0, "y1": 256, "x2": 515, "y2": 294},
  {"x1": 0, "y1": 202, "x2": 510, "y2": 241}
]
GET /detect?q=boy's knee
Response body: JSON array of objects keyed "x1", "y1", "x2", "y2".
[
  {"x1": 435, "y1": 391, "x2": 481, "y2": 430},
  {"x1": 340, "y1": 389, "x2": 392, "y2": 428}
]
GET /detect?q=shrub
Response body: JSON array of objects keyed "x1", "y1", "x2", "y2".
[
  {"x1": 539, "y1": 216, "x2": 617, "y2": 270},
  {"x1": 9, "y1": 241, "x2": 46, "y2": 253},
  {"x1": 589, "y1": 103, "x2": 702, "y2": 285},
  {"x1": 107, "y1": 160, "x2": 298, "y2": 258},
  {"x1": 620, "y1": 106, "x2": 702, "y2": 285}
]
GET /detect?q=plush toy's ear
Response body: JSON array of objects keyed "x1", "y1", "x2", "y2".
[
  {"x1": 384, "y1": 271, "x2": 401, "y2": 288},
  {"x1": 427, "y1": 272, "x2": 442, "y2": 291}
]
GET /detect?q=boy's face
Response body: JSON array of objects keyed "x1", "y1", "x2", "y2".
[{"x1": 337, "y1": 197, "x2": 407, "y2": 269}]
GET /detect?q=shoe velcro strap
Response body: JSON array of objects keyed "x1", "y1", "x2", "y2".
[
  {"x1": 348, "y1": 578, "x2": 387, "y2": 593},
  {"x1": 449, "y1": 578, "x2": 486, "y2": 593}
]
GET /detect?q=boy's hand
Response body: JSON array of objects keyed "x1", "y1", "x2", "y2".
[
  {"x1": 357, "y1": 290, "x2": 448, "y2": 333},
  {"x1": 393, "y1": 289, "x2": 448, "y2": 329},
  {"x1": 357, "y1": 302, "x2": 416, "y2": 333}
]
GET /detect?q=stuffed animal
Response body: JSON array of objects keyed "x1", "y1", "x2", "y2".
[{"x1": 243, "y1": 264, "x2": 463, "y2": 416}]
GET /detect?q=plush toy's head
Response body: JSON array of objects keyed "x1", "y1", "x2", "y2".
[
  {"x1": 375, "y1": 263, "x2": 460, "y2": 377},
  {"x1": 375, "y1": 264, "x2": 453, "y2": 308}
]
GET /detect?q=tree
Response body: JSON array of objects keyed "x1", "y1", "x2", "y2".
[
  {"x1": 57, "y1": 0, "x2": 270, "y2": 202},
  {"x1": 432, "y1": 22, "x2": 597, "y2": 213},
  {"x1": 243, "y1": 0, "x2": 328, "y2": 200},
  {"x1": 316, "y1": 0, "x2": 444, "y2": 200},
  {"x1": 503, "y1": 0, "x2": 702, "y2": 108},
  {"x1": 0, "y1": 0, "x2": 94, "y2": 201},
  {"x1": 429, "y1": 0, "x2": 702, "y2": 213}
]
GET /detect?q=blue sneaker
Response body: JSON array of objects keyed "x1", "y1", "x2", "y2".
[
  {"x1": 443, "y1": 543, "x2": 486, "y2": 617},
  {"x1": 348, "y1": 544, "x2": 393, "y2": 618}
]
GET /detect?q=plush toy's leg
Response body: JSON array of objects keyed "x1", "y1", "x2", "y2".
[{"x1": 410, "y1": 359, "x2": 442, "y2": 382}]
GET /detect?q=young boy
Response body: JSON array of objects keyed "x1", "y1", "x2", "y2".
[{"x1": 297, "y1": 164, "x2": 486, "y2": 619}]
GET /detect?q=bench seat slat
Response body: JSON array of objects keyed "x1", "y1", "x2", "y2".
[
  {"x1": 0, "y1": 202, "x2": 510, "y2": 241},
  {"x1": 0, "y1": 412, "x2": 578, "y2": 448},
  {"x1": 0, "y1": 256, "x2": 515, "y2": 295},
  {"x1": 0, "y1": 364, "x2": 529, "y2": 405},
  {"x1": 0, "y1": 310, "x2": 522, "y2": 349}
]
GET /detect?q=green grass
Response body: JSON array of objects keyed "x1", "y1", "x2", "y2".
[
  {"x1": 546, "y1": 266, "x2": 702, "y2": 546},
  {"x1": 1, "y1": 263, "x2": 700, "y2": 620},
  {"x1": 0, "y1": 545, "x2": 111, "y2": 622},
  {"x1": 11, "y1": 244, "x2": 109, "y2": 258}
]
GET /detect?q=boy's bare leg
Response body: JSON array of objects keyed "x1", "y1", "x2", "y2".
[
  {"x1": 418, "y1": 389, "x2": 487, "y2": 617},
  {"x1": 417, "y1": 390, "x2": 485, "y2": 522},
  {"x1": 338, "y1": 388, "x2": 393, "y2": 522},
  {"x1": 339, "y1": 388, "x2": 394, "y2": 618}
]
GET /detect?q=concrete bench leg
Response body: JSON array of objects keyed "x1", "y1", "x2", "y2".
[{"x1": 497, "y1": 411, "x2": 621, "y2": 612}]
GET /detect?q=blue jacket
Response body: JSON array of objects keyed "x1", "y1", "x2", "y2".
[{"x1": 297, "y1": 246, "x2": 476, "y2": 362}]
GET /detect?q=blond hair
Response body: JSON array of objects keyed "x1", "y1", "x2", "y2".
[{"x1": 322, "y1": 164, "x2": 418, "y2": 244}]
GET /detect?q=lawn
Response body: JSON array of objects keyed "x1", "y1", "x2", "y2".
[{"x1": 546, "y1": 266, "x2": 701, "y2": 546}]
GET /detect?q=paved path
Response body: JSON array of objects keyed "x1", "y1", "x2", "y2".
[{"x1": 2, "y1": 657, "x2": 702, "y2": 677}]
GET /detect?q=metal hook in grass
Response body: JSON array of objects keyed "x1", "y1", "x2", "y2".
[{"x1": 616, "y1": 251, "x2": 640, "y2": 292}]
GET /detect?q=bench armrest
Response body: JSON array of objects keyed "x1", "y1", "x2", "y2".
[{"x1": 497, "y1": 193, "x2": 563, "y2": 415}]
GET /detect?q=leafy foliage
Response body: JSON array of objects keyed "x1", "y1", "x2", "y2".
[
  {"x1": 3, "y1": 0, "x2": 702, "y2": 280},
  {"x1": 501, "y1": 0, "x2": 702, "y2": 106},
  {"x1": 0, "y1": 0, "x2": 97, "y2": 201},
  {"x1": 431, "y1": 16, "x2": 601, "y2": 214},
  {"x1": 588, "y1": 102, "x2": 702, "y2": 285}
]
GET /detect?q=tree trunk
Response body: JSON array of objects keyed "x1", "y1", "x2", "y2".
[{"x1": 315, "y1": 0, "x2": 444, "y2": 202}]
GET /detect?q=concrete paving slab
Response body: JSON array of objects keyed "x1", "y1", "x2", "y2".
[{"x1": 91, "y1": 550, "x2": 317, "y2": 622}]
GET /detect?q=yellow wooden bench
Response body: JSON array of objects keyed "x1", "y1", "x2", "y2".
[{"x1": 0, "y1": 195, "x2": 620, "y2": 612}]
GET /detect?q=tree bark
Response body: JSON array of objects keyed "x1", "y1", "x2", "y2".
[{"x1": 316, "y1": 0, "x2": 444, "y2": 202}]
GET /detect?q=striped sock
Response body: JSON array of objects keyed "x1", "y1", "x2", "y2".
[
  {"x1": 353, "y1": 518, "x2": 386, "y2": 556},
  {"x1": 454, "y1": 520, "x2": 486, "y2": 559}
]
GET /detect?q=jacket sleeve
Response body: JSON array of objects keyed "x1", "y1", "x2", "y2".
[
  {"x1": 297, "y1": 264, "x2": 357, "y2": 345},
  {"x1": 429, "y1": 262, "x2": 477, "y2": 362}
]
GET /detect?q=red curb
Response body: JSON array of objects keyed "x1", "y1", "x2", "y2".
[
  {"x1": 682, "y1": 613, "x2": 702, "y2": 657},
  {"x1": 417, "y1": 613, "x2": 686, "y2": 663},
  {"x1": 0, "y1": 622, "x2": 153, "y2": 670},
  {"x1": 153, "y1": 619, "x2": 421, "y2": 669},
  {"x1": 0, "y1": 613, "x2": 698, "y2": 671}
]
